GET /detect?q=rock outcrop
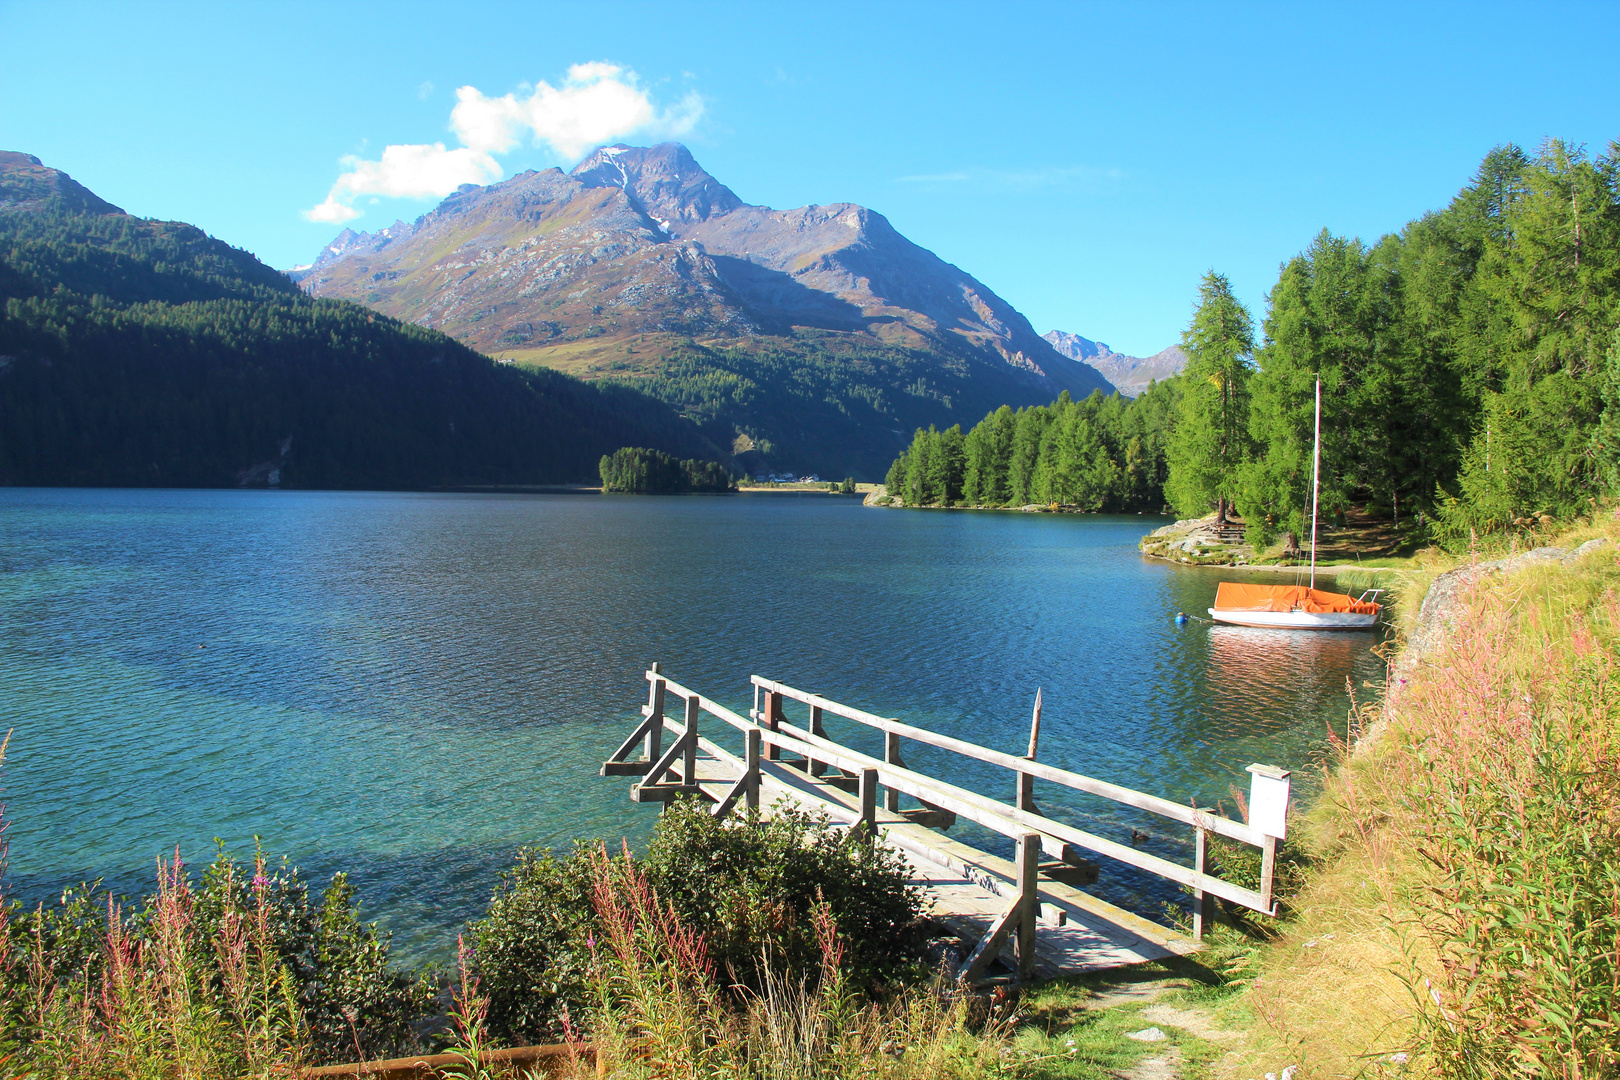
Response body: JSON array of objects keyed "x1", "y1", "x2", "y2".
[{"x1": 1138, "y1": 514, "x2": 1249, "y2": 564}]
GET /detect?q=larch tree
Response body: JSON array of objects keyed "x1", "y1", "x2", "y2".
[{"x1": 1165, "y1": 272, "x2": 1255, "y2": 523}]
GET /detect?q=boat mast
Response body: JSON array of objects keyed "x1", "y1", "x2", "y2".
[{"x1": 1309, "y1": 376, "x2": 1321, "y2": 590}]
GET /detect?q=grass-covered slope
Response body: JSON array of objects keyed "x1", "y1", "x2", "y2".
[
  {"x1": 1213, "y1": 522, "x2": 1620, "y2": 1077},
  {"x1": 0, "y1": 161, "x2": 721, "y2": 489}
]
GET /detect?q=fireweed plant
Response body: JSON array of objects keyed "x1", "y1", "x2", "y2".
[{"x1": 0, "y1": 821, "x2": 431, "y2": 1074}]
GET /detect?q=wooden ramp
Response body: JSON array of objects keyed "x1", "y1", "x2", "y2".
[{"x1": 604, "y1": 669, "x2": 1294, "y2": 984}]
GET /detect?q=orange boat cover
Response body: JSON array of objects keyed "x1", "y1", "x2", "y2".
[{"x1": 1212, "y1": 582, "x2": 1379, "y2": 615}]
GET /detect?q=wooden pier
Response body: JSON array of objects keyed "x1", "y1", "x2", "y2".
[{"x1": 602, "y1": 667, "x2": 1292, "y2": 984}]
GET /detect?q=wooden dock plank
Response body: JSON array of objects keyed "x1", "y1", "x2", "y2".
[{"x1": 645, "y1": 738, "x2": 1201, "y2": 979}]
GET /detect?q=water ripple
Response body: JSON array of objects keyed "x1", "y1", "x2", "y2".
[{"x1": 0, "y1": 490, "x2": 1385, "y2": 962}]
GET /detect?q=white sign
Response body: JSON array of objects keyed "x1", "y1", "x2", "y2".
[{"x1": 1247, "y1": 764, "x2": 1291, "y2": 839}]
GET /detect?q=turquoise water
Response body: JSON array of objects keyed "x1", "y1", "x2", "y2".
[{"x1": 0, "y1": 489, "x2": 1384, "y2": 962}]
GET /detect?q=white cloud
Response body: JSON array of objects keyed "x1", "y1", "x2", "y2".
[{"x1": 306, "y1": 62, "x2": 704, "y2": 224}]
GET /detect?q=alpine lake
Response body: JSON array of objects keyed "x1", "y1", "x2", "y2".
[{"x1": 0, "y1": 488, "x2": 1386, "y2": 964}]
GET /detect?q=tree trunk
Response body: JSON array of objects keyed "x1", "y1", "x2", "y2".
[{"x1": 1281, "y1": 531, "x2": 1301, "y2": 557}]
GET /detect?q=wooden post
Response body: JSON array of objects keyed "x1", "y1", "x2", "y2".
[
  {"x1": 682, "y1": 694, "x2": 699, "y2": 786},
  {"x1": 763, "y1": 691, "x2": 783, "y2": 762},
  {"x1": 1259, "y1": 834, "x2": 1278, "y2": 913},
  {"x1": 1015, "y1": 832, "x2": 1039, "y2": 979},
  {"x1": 645, "y1": 665, "x2": 665, "y2": 764},
  {"x1": 885, "y1": 731, "x2": 902, "y2": 812},
  {"x1": 1017, "y1": 689, "x2": 1042, "y2": 812},
  {"x1": 858, "y1": 768, "x2": 878, "y2": 839},
  {"x1": 809, "y1": 704, "x2": 827, "y2": 777},
  {"x1": 744, "y1": 727, "x2": 761, "y2": 812},
  {"x1": 1193, "y1": 826, "x2": 1216, "y2": 940}
]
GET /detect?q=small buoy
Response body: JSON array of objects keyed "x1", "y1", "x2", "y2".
[{"x1": 1174, "y1": 612, "x2": 1187, "y2": 626}]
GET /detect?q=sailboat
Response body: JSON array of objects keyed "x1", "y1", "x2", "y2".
[{"x1": 1207, "y1": 378, "x2": 1382, "y2": 630}]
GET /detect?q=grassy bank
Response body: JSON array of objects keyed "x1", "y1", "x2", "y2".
[{"x1": 1200, "y1": 516, "x2": 1620, "y2": 1077}]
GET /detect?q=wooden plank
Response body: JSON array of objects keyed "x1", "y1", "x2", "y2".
[
  {"x1": 810, "y1": 704, "x2": 827, "y2": 777},
  {"x1": 600, "y1": 761, "x2": 654, "y2": 777},
  {"x1": 1193, "y1": 827, "x2": 1215, "y2": 940},
  {"x1": 859, "y1": 768, "x2": 878, "y2": 837},
  {"x1": 1259, "y1": 834, "x2": 1278, "y2": 914},
  {"x1": 302, "y1": 1040, "x2": 588, "y2": 1078},
  {"x1": 751, "y1": 676, "x2": 1268, "y2": 847},
  {"x1": 645, "y1": 673, "x2": 665, "y2": 763},
  {"x1": 744, "y1": 727, "x2": 761, "y2": 811},
  {"x1": 758, "y1": 715, "x2": 1272, "y2": 913},
  {"x1": 603, "y1": 709, "x2": 659, "y2": 768},
  {"x1": 1014, "y1": 833, "x2": 1039, "y2": 979},
  {"x1": 631, "y1": 783, "x2": 706, "y2": 803},
  {"x1": 957, "y1": 896, "x2": 1021, "y2": 983},
  {"x1": 641, "y1": 675, "x2": 1269, "y2": 913},
  {"x1": 682, "y1": 695, "x2": 699, "y2": 786},
  {"x1": 885, "y1": 731, "x2": 902, "y2": 813}
]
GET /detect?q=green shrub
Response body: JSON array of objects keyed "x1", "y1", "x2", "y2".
[
  {"x1": 468, "y1": 800, "x2": 929, "y2": 1047},
  {"x1": 641, "y1": 800, "x2": 928, "y2": 993},
  {"x1": 465, "y1": 846, "x2": 599, "y2": 1047}
]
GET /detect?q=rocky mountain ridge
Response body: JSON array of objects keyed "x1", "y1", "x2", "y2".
[
  {"x1": 1042, "y1": 330, "x2": 1185, "y2": 397},
  {"x1": 296, "y1": 144, "x2": 1113, "y2": 398},
  {"x1": 0, "y1": 152, "x2": 125, "y2": 216}
]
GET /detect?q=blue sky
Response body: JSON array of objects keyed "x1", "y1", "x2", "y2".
[{"x1": 3, "y1": 0, "x2": 1617, "y2": 356}]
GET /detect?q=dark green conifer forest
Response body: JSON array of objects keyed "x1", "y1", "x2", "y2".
[
  {"x1": 0, "y1": 206, "x2": 719, "y2": 488},
  {"x1": 598, "y1": 446, "x2": 736, "y2": 493},
  {"x1": 886, "y1": 140, "x2": 1620, "y2": 550}
]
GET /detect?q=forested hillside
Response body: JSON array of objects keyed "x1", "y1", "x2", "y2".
[
  {"x1": 883, "y1": 384, "x2": 1178, "y2": 511},
  {"x1": 886, "y1": 139, "x2": 1620, "y2": 547},
  {"x1": 0, "y1": 156, "x2": 720, "y2": 489}
]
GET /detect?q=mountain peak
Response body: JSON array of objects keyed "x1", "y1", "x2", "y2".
[
  {"x1": 0, "y1": 151, "x2": 125, "y2": 216},
  {"x1": 571, "y1": 142, "x2": 743, "y2": 225},
  {"x1": 1043, "y1": 330, "x2": 1184, "y2": 397}
]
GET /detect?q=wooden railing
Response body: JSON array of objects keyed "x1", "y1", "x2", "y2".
[{"x1": 602, "y1": 666, "x2": 1292, "y2": 974}]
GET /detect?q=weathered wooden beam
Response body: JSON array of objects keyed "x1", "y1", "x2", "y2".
[
  {"x1": 600, "y1": 761, "x2": 654, "y2": 777},
  {"x1": 754, "y1": 715, "x2": 1272, "y2": 913},
  {"x1": 645, "y1": 668, "x2": 666, "y2": 764},
  {"x1": 603, "y1": 709, "x2": 660, "y2": 769},
  {"x1": 858, "y1": 768, "x2": 878, "y2": 839},
  {"x1": 750, "y1": 676, "x2": 1271, "y2": 847},
  {"x1": 956, "y1": 896, "x2": 1021, "y2": 984},
  {"x1": 1259, "y1": 834, "x2": 1278, "y2": 914},
  {"x1": 1015, "y1": 832, "x2": 1039, "y2": 979},
  {"x1": 744, "y1": 727, "x2": 761, "y2": 812},
  {"x1": 885, "y1": 731, "x2": 902, "y2": 813},
  {"x1": 636, "y1": 673, "x2": 1272, "y2": 915},
  {"x1": 809, "y1": 704, "x2": 827, "y2": 777},
  {"x1": 1192, "y1": 827, "x2": 1216, "y2": 940},
  {"x1": 631, "y1": 783, "x2": 706, "y2": 803},
  {"x1": 682, "y1": 695, "x2": 699, "y2": 787}
]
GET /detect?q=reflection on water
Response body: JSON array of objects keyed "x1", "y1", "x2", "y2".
[
  {"x1": 0, "y1": 490, "x2": 1386, "y2": 960},
  {"x1": 1203, "y1": 625, "x2": 1370, "y2": 739}
]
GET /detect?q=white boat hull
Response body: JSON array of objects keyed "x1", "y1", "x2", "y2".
[{"x1": 1207, "y1": 608, "x2": 1378, "y2": 630}]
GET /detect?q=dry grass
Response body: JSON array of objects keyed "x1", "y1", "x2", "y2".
[{"x1": 1213, "y1": 513, "x2": 1620, "y2": 1078}]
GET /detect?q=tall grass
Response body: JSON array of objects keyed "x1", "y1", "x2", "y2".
[{"x1": 1230, "y1": 525, "x2": 1620, "y2": 1077}]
